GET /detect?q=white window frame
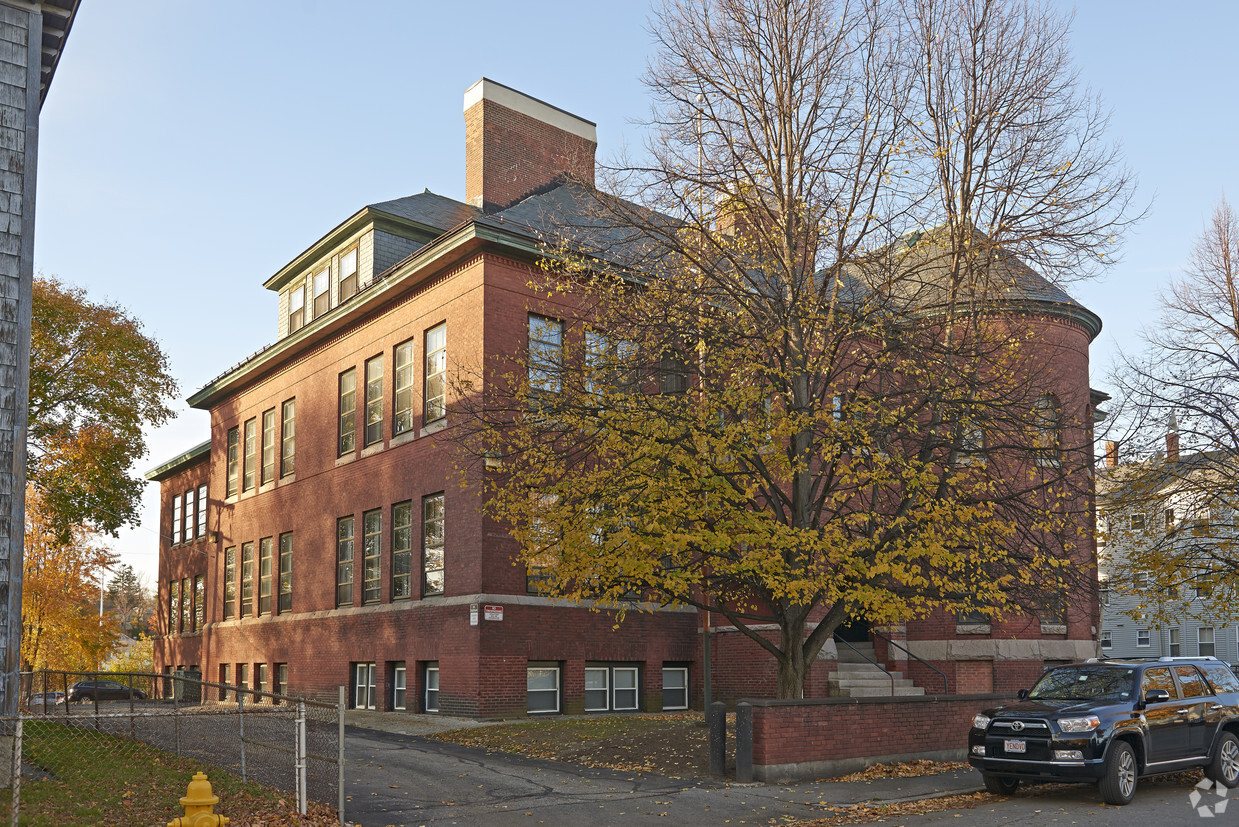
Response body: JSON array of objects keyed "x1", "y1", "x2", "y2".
[
  {"x1": 662, "y1": 667, "x2": 689, "y2": 711},
  {"x1": 1137, "y1": 629, "x2": 1151, "y2": 648},
  {"x1": 584, "y1": 667, "x2": 609, "y2": 712},
  {"x1": 527, "y1": 664, "x2": 560, "y2": 714},
  {"x1": 354, "y1": 662, "x2": 376, "y2": 710},
  {"x1": 392, "y1": 664, "x2": 406, "y2": 711},
  {"x1": 612, "y1": 667, "x2": 639, "y2": 711},
  {"x1": 1100, "y1": 631, "x2": 1112, "y2": 649},
  {"x1": 1169, "y1": 627, "x2": 1181, "y2": 657},
  {"x1": 423, "y1": 664, "x2": 439, "y2": 713},
  {"x1": 1200, "y1": 627, "x2": 1216, "y2": 658}
]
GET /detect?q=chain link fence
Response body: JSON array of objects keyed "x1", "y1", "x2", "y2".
[{"x1": 6, "y1": 670, "x2": 344, "y2": 824}]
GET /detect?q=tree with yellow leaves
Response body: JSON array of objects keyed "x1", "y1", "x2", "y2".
[
  {"x1": 457, "y1": 0, "x2": 1133, "y2": 697},
  {"x1": 21, "y1": 486, "x2": 117, "y2": 671}
]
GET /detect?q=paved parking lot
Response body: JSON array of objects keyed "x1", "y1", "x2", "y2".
[{"x1": 344, "y1": 725, "x2": 982, "y2": 826}]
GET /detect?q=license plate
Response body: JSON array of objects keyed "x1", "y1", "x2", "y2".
[{"x1": 1004, "y1": 739, "x2": 1026, "y2": 754}]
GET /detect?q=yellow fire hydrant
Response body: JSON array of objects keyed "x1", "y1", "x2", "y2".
[{"x1": 167, "y1": 771, "x2": 229, "y2": 827}]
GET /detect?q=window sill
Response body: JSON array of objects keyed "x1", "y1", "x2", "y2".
[
  {"x1": 1040, "y1": 623, "x2": 1067, "y2": 635},
  {"x1": 335, "y1": 453, "x2": 357, "y2": 468},
  {"x1": 956, "y1": 624, "x2": 991, "y2": 635},
  {"x1": 279, "y1": 473, "x2": 296, "y2": 485},
  {"x1": 361, "y1": 442, "x2": 384, "y2": 459},
  {"x1": 421, "y1": 419, "x2": 447, "y2": 437},
  {"x1": 390, "y1": 430, "x2": 417, "y2": 449}
]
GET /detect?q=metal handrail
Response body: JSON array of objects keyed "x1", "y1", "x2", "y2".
[
  {"x1": 833, "y1": 634, "x2": 895, "y2": 696},
  {"x1": 871, "y1": 629, "x2": 949, "y2": 694}
]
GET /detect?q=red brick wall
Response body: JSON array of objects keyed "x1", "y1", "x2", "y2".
[{"x1": 749, "y1": 694, "x2": 1008, "y2": 780}]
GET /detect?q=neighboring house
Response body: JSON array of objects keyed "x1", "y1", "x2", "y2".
[
  {"x1": 1098, "y1": 437, "x2": 1238, "y2": 663},
  {"x1": 0, "y1": 0, "x2": 79, "y2": 715},
  {"x1": 149, "y1": 79, "x2": 1106, "y2": 717}
]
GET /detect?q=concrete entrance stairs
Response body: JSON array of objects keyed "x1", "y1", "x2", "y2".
[{"x1": 829, "y1": 641, "x2": 925, "y2": 697}]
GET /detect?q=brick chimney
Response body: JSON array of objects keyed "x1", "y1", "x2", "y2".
[
  {"x1": 463, "y1": 78, "x2": 597, "y2": 213},
  {"x1": 1104, "y1": 441, "x2": 1119, "y2": 469},
  {"x1": 1166, "y1": 431, "x2": 1179, "y2": 464}
]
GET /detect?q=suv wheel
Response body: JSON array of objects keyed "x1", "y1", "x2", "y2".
[
  {"x1": 1206, "y1": 732, "x2": 1239, "y2": 788},
  {"x1": 982, "y1": 774, "x2": 1020, "y2": 795},
  {"x1": 1099, "y1": 741, "x2": 1137, "y2": 805}
]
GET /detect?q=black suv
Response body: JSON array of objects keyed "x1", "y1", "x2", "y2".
[{"x1": 969, "y1": 657, "x2": 1239, "y2": 805}]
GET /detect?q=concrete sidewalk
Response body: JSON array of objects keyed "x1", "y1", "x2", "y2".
[{"x1": 342, "y1": 712, "x2": 984, "y2": 825}]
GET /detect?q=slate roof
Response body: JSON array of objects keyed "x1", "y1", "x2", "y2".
[{"x1": 368, "y1": 191, "x2": 482, "y2": 232}]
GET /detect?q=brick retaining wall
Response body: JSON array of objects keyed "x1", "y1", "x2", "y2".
[{"x1": 745, "y1": 693, "x2": 1010, "y2": 783}]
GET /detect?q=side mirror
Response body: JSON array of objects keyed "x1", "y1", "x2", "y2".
[
  {"x1": 1143, "y1": 688, "x2": 1170, "y2": 705},
  {"x1": 1017, "y1": 689, "x2": 1030, "y2": 700}
]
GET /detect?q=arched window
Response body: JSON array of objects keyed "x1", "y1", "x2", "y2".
[{"x1": 1034, "y1": 394, "x2": 1061, "y2": 467}]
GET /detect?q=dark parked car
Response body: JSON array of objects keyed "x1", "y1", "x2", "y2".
[
  {"x1": 67, "y1": 679, "x2": 146, "y2": 703},
  {"x1": 969, "y1": 656, "x2": 1239, "y2": 805}
]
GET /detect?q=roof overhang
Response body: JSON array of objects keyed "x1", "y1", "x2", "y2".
[
  {"x1": 262, "y1": 206, "x2": 455, "y2": 293},
  {"x1": 31, "y1": 0, "x2": 79, "y2": 108},
  {"x1": 190, "y1": 218, "x2": 546, "y2": 409},
  {"x1": 145, "y1": 440, "x2": 210, "y2": 482}
]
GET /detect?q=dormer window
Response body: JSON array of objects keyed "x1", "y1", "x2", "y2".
[
  {"x1": 340, "y1": 246, "x2": 359, "y2": 301},
  {"x1": 288, "y1": 283, "x2": 306, "y2": 333},
  {"x1": 313, "y1": 266, "x2": 330, "y2": 318}
]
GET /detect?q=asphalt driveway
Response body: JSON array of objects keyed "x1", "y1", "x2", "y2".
[{"x1": 344, "y1": 725, "x2": 982, "y2": 826}]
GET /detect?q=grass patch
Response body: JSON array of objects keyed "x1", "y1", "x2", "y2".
[
  {"x1": 433, "y1": 712, "x2": 729, "y2": 777},
  {"x1": 9, "y1": 721, "x2": 339, "y2": 826}
]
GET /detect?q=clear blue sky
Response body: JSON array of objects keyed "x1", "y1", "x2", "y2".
[{"x1": 31, "y1": 1, "x2": 1239, "y2": 583}]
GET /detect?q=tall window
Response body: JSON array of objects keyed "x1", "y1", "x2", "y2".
[
  {"x1": 183, "y1": 489, "x2": 195, "y2": 542},
  {"x1": 196, "y1": 484, "x2": 207, "y2": 538},
  {"x1": 256, "y1": 663, "x2": 269, "y2": 697},
  {"x1": 261, "y1": 408, "x2": 276, "y2": 485},
  {"x1": 169, "y1": 580, "x2": 180, "y2": 634},
  {"x1": 288, "y1": 283, "x2": 305, "y2": 333},
  {"x1": 339, "y1": 246, "x2": 359, "y2": 301},
  {"x1": 180, "y1": 577, "x2": 191, "y2": 632},
  {"x1": 278, "y1": 532, "x2": 293, "y2": 613},
  {"x1": 528, "y1": 315, "x2": 563, "y2": 395},
  {"x1": 423, "y1": 663, "x2": 439, "y2": 713},
  {"x1": 312, "y1": 266, "x2": 330, "y2": 317},
  {"x1": 226, "y1": 427, "x2": 239, "y2": 497},
  {"x1": 1033, "y1": 393, "x2": 1061, "y2": 467},
  {"x1": 223, "y1": 547, "x2": 236, "y2": 619},
  {"x1": 365, "y1": 355, "x2": 384, "y2": 446},
  {"x1": 353, "y1": 663, "x2": 376, "y2": 710},
  {"x1": 219, "y1": 664, "x2": 231, "y2": 702},
  {"x1": 240, "y1": 541, "x2": 254, "y2": 617},
  {"x1": 1200, "y1": 627, "x2": 1216, "y2": 658},
  {"x1": 363, "y1": 509, "x2": 382, "y2": 603},
  {"x1": 236, "y1": 663, "x2": 248, "y2": 696},
  {"x1": 193, "y1": 576, "x2": 204, "y2": 631},
  {"x1": 337, "y1": 516, "x2": 355, "y2": 607},
  {"x1": 423, "y1": 493, "x2": 445, "y2": 596},
  {"x1": 393, "y1": 340, "x2": 415, "y2": 436},
  {"x1": 339, "y1": 369, "x2": 357, "y2": 455},
  {"x1": 275, "y1": 663, "x2": 288, "y2": 698},
  {"x1": 281, "y1": 398, "x2": 296, "y2": 477},
  {"x1": 242, "y1": 417, "x2": 257, "y2": 491},
  {"x1": 1170, "y1": 628, "x2": 1181, "y2": 657},
  {"x1": 662, "y1": 666, "x2": 689, "y2": 710},
  {"x1": 659, "y1": 352, "x2": 688, "y2": 394},
  {"x1": 171, "y1": 495, "x2": 182, "y2": 545},
  {"x1": 392, "y1": 501, "x2": 413, "y2": 600},
  {"x1": 425, "y1": 323, "x2": 446, "y2": 423},
  {"x1": 258, "y1": 537, "x2": 273, "y2": 616},
  {"x1": 392, "y1": 663, "x2": 407, "y2": 711}
]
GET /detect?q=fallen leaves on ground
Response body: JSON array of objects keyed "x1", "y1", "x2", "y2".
[
  {"x1": 832, "y1": 759, "x2": 971, "y2": 782},
  {"x1": 793, "y1": 792, "x2": 996, "y2": 825},
  {"x1": 433, "y1": 713, "x2": 728, "y2": 777}
]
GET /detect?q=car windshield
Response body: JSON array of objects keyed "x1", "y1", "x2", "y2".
[{"x1": 1028, "y1": 666, "x2": 1136, "y2": 701}]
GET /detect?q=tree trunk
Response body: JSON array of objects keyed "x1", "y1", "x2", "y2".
[{"x1": 776, "y1": 622, "x2": 808, "y2": 699}]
